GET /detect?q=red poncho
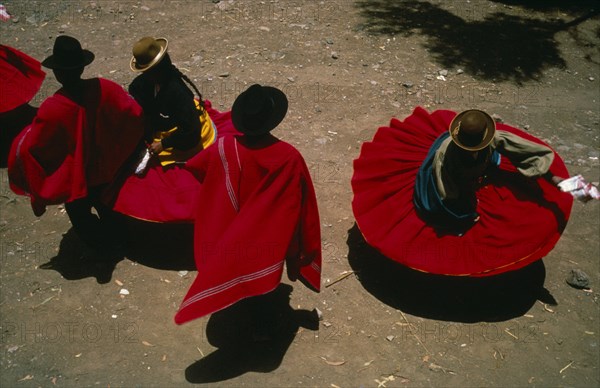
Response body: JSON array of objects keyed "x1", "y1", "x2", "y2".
[
  {"x1": 352, "y1": 107, "x2": 573, "y2": 276},
  {"x1": 175, "y1": 135, "x2": 321, "y2": 324},
  {"x1": 0, "y1": 45, "x2": 45, "y2": 113},
  {"x1": 8, "y1": 78, "x2": 144, "y2": 216}
]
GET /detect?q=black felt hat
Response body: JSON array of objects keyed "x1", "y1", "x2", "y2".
[
  {"x1": 41, "y1": 35, "x2": 94, "y2": 70},
  {"x1": 231, "y1": 84, "x2": 288, "y2": 136}
]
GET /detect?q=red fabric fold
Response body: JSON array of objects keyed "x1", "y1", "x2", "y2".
[
  {"x1": 352, "y1": 107, "x2": 573, "y2": 276},
  {"x1": 8, "y1": 78, "x2": 144, "y2": 215},
  {"x1": 175, "y1": 135, "x2": 321, "y2": 324},
  {"x1": 0, "y1": 45, "x2": 45, "y2": 113}
]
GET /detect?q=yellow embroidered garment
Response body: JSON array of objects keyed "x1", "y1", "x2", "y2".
[{"x1": 153, "y1": 99, "x2": 216, "y2": 166}]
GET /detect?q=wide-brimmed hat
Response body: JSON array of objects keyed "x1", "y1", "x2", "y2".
[
  {"x1": 130, "y1": 37, "x2": 168, "y2": 72},
  {"x1": 41, "y1": 35, "x2": 94, "y2": 70},
  {"x1": 231, "y1": 84, "x2": 288, "y2": 136},
  {"x1": 449, "y1": 109, "x2": 496, "y2": 151}
]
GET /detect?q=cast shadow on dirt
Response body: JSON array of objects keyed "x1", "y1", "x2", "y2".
[
  {"x1": 355, "y1": 0, "x2": 599, "y2": 84},
  {"x1": 120, "y1": 216, "x2": 196, "y2": 271},
  {"x1": 39, "y1": 228, "x2": 124, "y2": 284},
  {"x1": 490, "y1": 0, "x2": 597, "y2": 13},
  {"x1": 39, "y1": 216, "x2": 195, "y2": 284},
  {"x1": 346, "y1": 224, "x2": 557, "y2": 323},
  {"x1": 185, "y1": 284, "x2": 319, "y2": 384}
]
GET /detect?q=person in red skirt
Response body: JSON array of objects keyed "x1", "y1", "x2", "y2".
[
  {"x1": 414, "y1": 109, "x2": 564, "y2": 233},
  {"x1": 352, "y1": 107, "x2": 573, "y2": 276},
  {"x1": 175, "y1": 84, "x2": 321, "y2": 326},
  {"x1": 101, "y1": 37, "x2": 239, "y2": 223},
  {"x1": 8, "y1": 35, "x2": 144, "y2": 251}
]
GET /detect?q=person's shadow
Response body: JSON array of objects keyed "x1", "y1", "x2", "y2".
[
  {"x1": 39, "y1": 215, "x2": 196, "y2": 283},
  {"x1": 185, "y1": 284, "x2": 319, "y2": 383},
  {"x1": 347, "y1": 224, "x2": 556, "y2": 323},
  {"x1": 120, "y1": 217, "x2": 196, "y2": 271},
  {"x1": 39, "y1": 228, "x2": 124, "y2": 284}
]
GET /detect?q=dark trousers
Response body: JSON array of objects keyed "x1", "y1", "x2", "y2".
[{"x1": 64, "y1": 186, "x2": 124, "y2": 253}]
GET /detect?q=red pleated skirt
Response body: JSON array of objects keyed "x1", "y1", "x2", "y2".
[{"x1": 351, "y1": 107, "x2": 573, "y2": 276}]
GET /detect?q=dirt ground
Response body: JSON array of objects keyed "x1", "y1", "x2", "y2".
[{"x1": 1, "y1": 1, "x2": 599, "y2": 387}]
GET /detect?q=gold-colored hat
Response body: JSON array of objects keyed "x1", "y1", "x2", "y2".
[
  {"x1": 449, "y1": 109, "x2": 496, "y2": 151},
  {"x1": 130, "y1": 37, "x2": 168, "y2": 72}
]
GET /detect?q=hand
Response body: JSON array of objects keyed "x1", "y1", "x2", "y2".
[
  {"x1": 543, "y1": 172, "x2": 564, "y2": 187},
  {"x1": 149, "y1": 141, "x2": 163, "y2": 155},
  {"x1": 551, "y1": 175, "x2": 565, "y2": 186}
]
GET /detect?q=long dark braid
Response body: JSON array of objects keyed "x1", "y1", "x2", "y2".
[
  {"x1": 173, "y1": 66, "x2": 205, "y2": 110},
  {"x1": 153, "y1": 53, "x2": 205, "y2": 110}
]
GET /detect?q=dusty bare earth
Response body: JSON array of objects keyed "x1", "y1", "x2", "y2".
[{"x1": 1, "y1": 1, "x2": 599, "y2": 387}]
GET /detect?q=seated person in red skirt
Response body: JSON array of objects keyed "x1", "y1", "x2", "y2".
[
  {"x1": 98, "y1": 38, "x2": 237, "y2": 224},
  {"x1": 8, "y1": 35, "x2": 144, "y2": 251},
  {"x1": 175, "y1": 84, "x2": 321, "y2": 325},
  {"x1": 129, "y1": 36, "x2": 215, "y2": 165},
  {"x1": 352, "y1": 107, "x2": 573, "y2": 276},
  {"x1": 413, "y1": 109, "x2": 564, "y2": 234}
]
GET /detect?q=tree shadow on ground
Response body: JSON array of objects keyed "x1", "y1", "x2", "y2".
[
  {"x1": 185, "y1": 284, "x2": 319, "y2": 383},
  {"x1": 346, "y1": 224, "x2": 557, "y2": 323},
  {"x1": 490, "y1": 0, "x2": 598, "y2": 14},
  {"x1": 355, "y1": 0, "x2": 599, "y2": 83}
]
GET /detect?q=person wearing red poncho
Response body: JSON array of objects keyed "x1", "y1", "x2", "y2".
[
  {"x1": 352, "y1": 107, "x2": 573, "y2": 277},
  {"x1": 175, "y1": 84, "x2": 321, "y2": 325},
  {"x1": 8, "y1": 35, "x2": 144, "y2": 251}
]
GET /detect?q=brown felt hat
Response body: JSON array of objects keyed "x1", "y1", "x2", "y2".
[
  {"x1": 449, "y1": 109, "x2": 496, "y2": 151},
  {"x1": 130, "y1": 37, "x2": 168, "y2": 72}
]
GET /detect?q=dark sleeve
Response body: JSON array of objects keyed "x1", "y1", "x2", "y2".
[
  {"x1": 159, "y1": 80, "x2": 201, "y2": 151},
  {"x1": 127, "y1": 77, "x2": 156, "y2": 141},
  {"x1": 128, "y1": 75, "x2": 151, "y2": 110}
]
